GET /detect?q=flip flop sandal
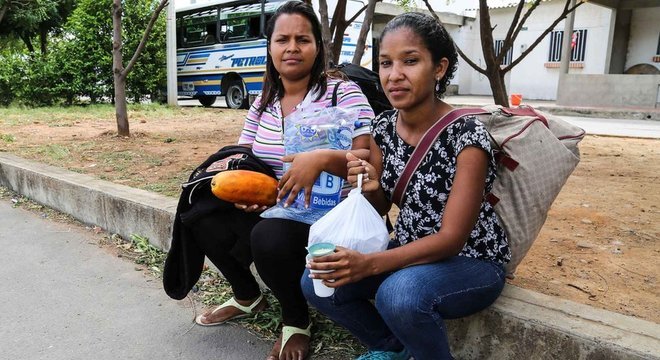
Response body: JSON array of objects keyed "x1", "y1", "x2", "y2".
[
  {"x1": 279, "y1": 322, "x2": 312, "y2": 359},
  {"x1": 195, "y1": 293, "x2": 264, "y2": 326}
]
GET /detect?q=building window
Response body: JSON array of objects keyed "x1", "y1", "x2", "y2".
[
  {"x1": 547, "y1": 29, "x2": 588, "y2": 62},
  {"x1": 494, "y1": 39, "x2": 513, "y2": 66}
]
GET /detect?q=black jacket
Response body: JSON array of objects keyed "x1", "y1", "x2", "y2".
[{"x1": 163, "y1": 145, "x2": 275, "y2": 300}]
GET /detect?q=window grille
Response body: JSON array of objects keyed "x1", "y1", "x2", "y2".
[
  {"x1": 548, "y1": 29, "x2": 587, "y2": 62},
  {"x1": 494, "y1": 39, "x2": 513, "y2": 66}
]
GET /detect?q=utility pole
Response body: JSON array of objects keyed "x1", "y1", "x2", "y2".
[
  {"x1": 166, "y1": 0, "x2": 178, "y2": 106},
  {"x1": 559, "y1": 0, "x2": 576, "y2": 75}
]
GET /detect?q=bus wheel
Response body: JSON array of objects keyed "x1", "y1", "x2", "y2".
[
  {"x1": 199, "y1": 96, "x2": 216, "y2": 107},
  {"x1": 226, "y1": 81, "x2": 248, "y2": 109}
]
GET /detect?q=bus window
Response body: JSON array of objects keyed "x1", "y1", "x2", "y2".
[
  {"x1": 177, "y1": 7, "x2": 218, "y2": 48},
  {"x1": 219, "y1": 4, "x2": 262, "y2": 43}
]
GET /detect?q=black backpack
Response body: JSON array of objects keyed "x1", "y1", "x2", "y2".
[{"x1": 333, "y1": 62, "x2": 392, "y2": 116}]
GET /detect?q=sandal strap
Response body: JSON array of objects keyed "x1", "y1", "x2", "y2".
[
  {"x1": 279, "y1": 323, "x2": 312, "y2": 358},
  {"x1": 211, "y1": 293, "x2": 264, "y2": 315}
]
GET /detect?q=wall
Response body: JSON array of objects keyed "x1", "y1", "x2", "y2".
[
  {"x1": 557, "y1": 74, "x2": 660, "y2": 108},
  {"x1": 626, "y1": 7, "x2": 660, "y2": 72}
]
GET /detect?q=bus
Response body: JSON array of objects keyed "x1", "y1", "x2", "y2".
[{"x1": 175, "y1": 0, "x2": 372, "y2": 108}]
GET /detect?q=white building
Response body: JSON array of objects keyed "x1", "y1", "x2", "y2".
[{"x1": 430, "y1": 0, "x2": 660, "y2": 108}]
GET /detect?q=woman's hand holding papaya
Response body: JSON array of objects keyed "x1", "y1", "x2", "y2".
[{"x1": 234, "y1": 203, "x2": 268, "y2": 212}]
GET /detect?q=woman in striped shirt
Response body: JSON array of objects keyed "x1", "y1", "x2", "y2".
[{"x1": 194, "y1": 2, "x2": 374, "y2": 360}]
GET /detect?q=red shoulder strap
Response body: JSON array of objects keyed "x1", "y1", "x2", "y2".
[{"x1": 391, "y1": 107, "x2": 489, "y2": 207}]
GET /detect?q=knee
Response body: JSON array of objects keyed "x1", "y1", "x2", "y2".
[
  {"x1": 250, "y1": 220, "x2": 281, "y2": 257},
  {"x1": 375, "y1": 273, "x2": 428, "y2": 323}
]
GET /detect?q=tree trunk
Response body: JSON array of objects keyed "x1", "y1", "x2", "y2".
[
  {"x1": 330, "y1": 0, "x2": 347, "y2": 65},
  {"x1": 351, "y1": 0, "x2": 377, "y2": 66},
  {"x1": 478, "y1": 0, "x2": 509, "y2": 107},
  {"x1": 39, "y1": 27, "x2": 48, "y2": 55},
  {"x1": 487, "y1": 68, "x2": 509, "y2": 107},
  {"x1": 112, "y1": 0, "x2": 130, "y2": 137},
  {"x1": 111, "y1": 0, "x2": 167, "y2": 137},
  {"x1": 20, "y1": 33, "x2": 35, "y2": 53},
  {"x1": 318, "y1": 0, "x2": 333, "y2": 67}
]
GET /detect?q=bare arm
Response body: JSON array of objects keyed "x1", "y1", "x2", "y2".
[
  {"x1": 311, "y1": 146, "x2": 489, "y2": 286},
  {"x1": 346, "y1": 136, "x2": 391, "y2": 215}
]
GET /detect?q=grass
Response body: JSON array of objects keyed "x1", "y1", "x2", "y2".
[
  {"x1": 0, "y1": 186, "x2": 366, "y2": 358},
  {"x1": 0, "y1": 104, "x2": 116, "y2": 126},
  {"x1": 0, "y1": 103, "x2": 218, "y2": 127},
  {"x1": 1, "y1": 133, "x2": 15, "y2": 143},
  {"x1": 35, "y1": 144, "x2": 71, "y2": 161}
]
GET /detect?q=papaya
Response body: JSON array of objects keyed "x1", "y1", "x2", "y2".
[{"x1": 210, "y1": 170, "x2": 278, "y2": 206}]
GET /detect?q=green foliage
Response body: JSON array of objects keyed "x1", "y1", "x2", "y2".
[
  {"x1": 0, "y1": 0, "x2": 58, "y2": 33},
  {"x1": 16, "y1": 55, "x2": 61, "y2": 106},
  {"x1": 62, "y1": 0, "x2": 114, "y2": 103},
  {"x1": 128, "y1": 234, "x2": 167, "y2": 275},
  {"x1": 0, "y1": 0, "x2": 72, "y2": 54},
  {"x1": 123, "y1": 0, "x2": 167, "y2": 103},
  {"x1": 0, "y1": 0, "x2": 168, "y2": 106},
  {"x1": 0, "y1": 52, "x2": 22, "y2": 106},
  {"x1": 0, "y1": 43, "x2": 76, "y2": 107}
]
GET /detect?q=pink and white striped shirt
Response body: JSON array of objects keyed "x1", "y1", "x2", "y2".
[{"x1": 238, "y1": 77, "x2": 374, "y2": 179}]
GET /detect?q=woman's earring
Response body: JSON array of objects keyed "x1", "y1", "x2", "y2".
[{"x1": 435, "y1": 78, "x2": 440, "y2": 92}]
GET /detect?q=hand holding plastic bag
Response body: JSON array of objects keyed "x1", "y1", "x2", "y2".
[{"x1": 308, "y1": 175, "x2": 389, "y2": 254}]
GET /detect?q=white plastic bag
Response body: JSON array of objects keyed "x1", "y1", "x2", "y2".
[{"x1": 308, "y1": 175, "x2": 389, "y2": 254}]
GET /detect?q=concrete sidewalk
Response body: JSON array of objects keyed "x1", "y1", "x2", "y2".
[
  {"x1": 0, "y1": 200, "x2": 271, "y2": 360},
  {"x1": 444, "y1": 94, "x2": 660, "y2": 121},
  {"x1": 1, "y1": 153, "x2": 659, "y2": 359}
]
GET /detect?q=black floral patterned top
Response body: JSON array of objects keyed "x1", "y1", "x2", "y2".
[{"x1": 373, "y1": 110, "x2": 510, "y2": 264}]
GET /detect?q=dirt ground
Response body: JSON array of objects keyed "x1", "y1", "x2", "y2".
[{"x1": 1, "y1": 106, "x2": 658, "y2": 323}]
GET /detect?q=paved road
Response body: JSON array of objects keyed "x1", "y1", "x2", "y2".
[
  {"x1": 561, "y1": 116, "x2": 660, "y2": 139},
  {"x1": 0, "y1": 200, "x2": 271, "y2": 360}
]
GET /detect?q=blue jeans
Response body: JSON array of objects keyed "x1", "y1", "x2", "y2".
[{"x1": 301, "y1": 256, "x2": 506, "y2": 360}]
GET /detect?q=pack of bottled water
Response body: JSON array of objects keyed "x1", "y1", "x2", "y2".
[{"x1": 261, "y1": 104, "x2": 358, "y2": 224}]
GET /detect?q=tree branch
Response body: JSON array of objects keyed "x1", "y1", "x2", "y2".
[
  {"x1": 0, "y1": 2, "x2": 9, "y2": 25},
  {"x1": 498, "y1": 0, "x2": 528, "y2": 64},
  {"x1": 345, "y1": 4, "x2": 367, "y2": 26},
  {"x1": 458, "y1": 45, "x2": 487, "y2": 75},
  {"x1": 479, "y1": 0, "x2": 498, "y2": 70},
  {"x1": 504, "y1": 0, "x2": 585, "y2": 72},
  {"x1": 329, "y1": 0, "x2": 346, "y2": 35},
  {"x1": 123, "y1": 0, "x2": 168, "y2": 77},
  {"x1": 422, "y1": 0, "x2": 486, "y2": 75}
]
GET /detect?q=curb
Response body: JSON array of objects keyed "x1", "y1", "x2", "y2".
[{"x1": 1, "y1": 152, "x2": 658, "y2": 359}]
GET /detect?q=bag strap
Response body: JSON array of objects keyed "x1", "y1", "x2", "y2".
[
  {"x1": 331, "y1": 81, "x2": 344, "y2": 107},
  {"x1": 391, "y1": 107, "x2": 489, "y2": 207}
]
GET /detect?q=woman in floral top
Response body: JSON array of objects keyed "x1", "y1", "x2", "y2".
[{"x1": 302, "y1": 12, "x2": 510, "y2": 360}]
